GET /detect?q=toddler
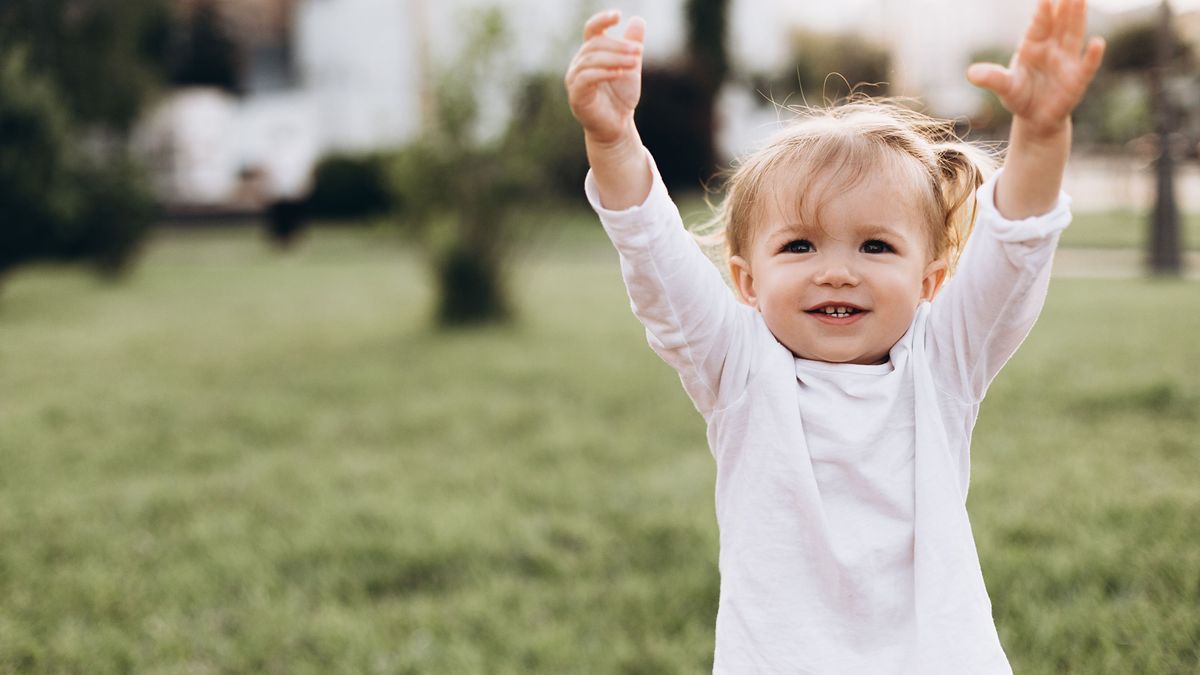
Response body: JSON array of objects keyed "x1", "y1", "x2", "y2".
[{"x1": 566, "y1": 0, "x2": 1104, "y2": 672}]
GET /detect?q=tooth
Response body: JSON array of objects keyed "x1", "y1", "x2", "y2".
[{"x1": 837, "y1": 306, "x2": 847, "y2": 313}]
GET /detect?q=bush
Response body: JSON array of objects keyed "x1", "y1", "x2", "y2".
[
  {"x1": 0, "y1": 50, "x2": 153, "y2": 282},
  {"x1": 307, "y1": 154, "x2": 394, "y2": 220},
  {"x1": 67, "y1": 157, "x2": 156, "y2": 276},
  {"x1": 265, "y1": 199, "x2": 309, "y2": 249}
]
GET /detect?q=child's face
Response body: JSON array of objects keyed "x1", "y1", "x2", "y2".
[{"x1": 729, "y1": 167, "x2": 947, "y2": 365}]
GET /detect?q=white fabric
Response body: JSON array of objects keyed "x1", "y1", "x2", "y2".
[{"x1": 585, "y1": 152, "x2": 1071, "y2": 674}]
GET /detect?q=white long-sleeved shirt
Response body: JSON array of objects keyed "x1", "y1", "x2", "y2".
[{"x1": 586, "y1": 154, "x2": 1071, "y2": 674}]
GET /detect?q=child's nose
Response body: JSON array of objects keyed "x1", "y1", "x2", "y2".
[{"x1": 814, "y1": 261, "x2": 859, "y2": 287}]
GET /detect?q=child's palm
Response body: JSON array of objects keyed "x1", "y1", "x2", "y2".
[
  {"x1": 968, "y1": 0, "x2": 1104, "y2": 136},
  {"x1": 566, "y1": 12, "x2": 646, "y2": 144}
]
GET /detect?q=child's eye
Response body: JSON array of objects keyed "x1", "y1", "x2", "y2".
[
  {"x1": 781, "y1": 239, "x2": 813, "y2": 254},
  {"x1": 861, "y1": 239, "x2": 894, "y2": 254}
]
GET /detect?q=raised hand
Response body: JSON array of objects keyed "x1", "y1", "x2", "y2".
[
  {"x1": 967, "y1": 0, "x2": 1105, "y2": 138},
  {"x1": 565, "y1": 10, "x2": 646, "y2": 146}
]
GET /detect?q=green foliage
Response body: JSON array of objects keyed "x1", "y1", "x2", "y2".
[
  {"x1": 1046, "y1": 19, "x2": 1192, "y2": 147},
  {"x1": 1086, "y1": 78, "x2": 1152, "y2": 145},
  {"x1": 0, "y1": 50, "x2": 81, "y2": 272},
  {"x1": 0, "y1": 228, "x2": 1198, "y2": 672},
  {"x1": 0, "y1": 50, "x2": 153, "y2": 280},
  {"x1": 506, "y1": 72, "x2": 589, "y2": 201},
  {"x1": 0, "y1": 0, "x2": 171, "y2": 132},
  {"x1": 308, "y1": 154, "x2": 394, "y2": 220},
  {"x1": 66, "y1": 156, "x2": 155, "y2": 276},
  {"x1": 389, "y1": 8, "x2": 565, "y2": 326},
  {"x1": 755, "y1": 29, "x2": 891, "y2": 106}
]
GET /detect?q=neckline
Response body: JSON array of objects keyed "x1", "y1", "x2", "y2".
[{"x1": 793, "y1": 357, "x2": 895, "y2": 376}]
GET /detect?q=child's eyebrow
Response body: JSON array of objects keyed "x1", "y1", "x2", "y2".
[
  {"x1": 766, "y1": 222, "x2": 821, "y2": 239},
  {"x1": 855, "y1": 224, "x2": 913, "y2": 241}
]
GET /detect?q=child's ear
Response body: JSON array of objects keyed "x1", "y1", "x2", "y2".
[
  {"x1": 921, "y1": 258, "x2": 948, "y2": 301},
  {"x1": 730, "y1": 255, "x2": 758, "y2": 307}
]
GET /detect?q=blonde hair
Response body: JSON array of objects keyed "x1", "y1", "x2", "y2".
[{"x1": 703, "y1": 98, "x2": 998, "y2": 276}]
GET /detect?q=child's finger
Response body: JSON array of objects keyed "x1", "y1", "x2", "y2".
[
  {"x1": 1080, "y1": 36, "x2": 1106, "y2": 83},
  {"x1": 577, "y1": 36, "x2": 643, "y2": 57},
  {"x1": 966, "y1": 63, "x2": 1013, "y2": 98},
  {"x1": 623, "y1": 16, "x2": 647, "y2": 45},
  {"x1": 571, "y1": 67, "x2": 628, "y2": 92},
  {"x1": 1061, "y1": 0, "x2": 1087, "y2": 55},
  {"x1": 583, "y1": 10, "x2": 621, "y2": 41},
  {"x1": 1026, "y1": 0, "x2": 1054, "y2": 43},
  {"x1": 572, "y1": 51, "x2": 641, "y2": 73}
]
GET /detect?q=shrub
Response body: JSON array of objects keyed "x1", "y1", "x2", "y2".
[
  {"x1": 307, "y1": 154, "x2": 394, "y2": 220},
  {"x1": 265, "y1": 199, "x2": 309, "y2": 249},
  {"x1": 0, "y1": 50, "x2": 153, "y2": 283}
]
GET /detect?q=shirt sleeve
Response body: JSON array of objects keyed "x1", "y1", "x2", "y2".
[
  {"x1": 927, "y1": 169, "x2": 1072, "y2": 403},
  {"x1": 585, "y1": 151, "x2": 755, "y2": 418}
]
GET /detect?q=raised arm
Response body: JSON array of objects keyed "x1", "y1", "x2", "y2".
[
  {"x1": 929, "y1": 0, "x2": 1105, "y2": 403},
  {"x1": 565, "y1": 10, "x2": 651, "y2": 209},
  {"x1": 967, "y1": 0, "x2": 1105, "y2": 218},
  {"x1": 564, "y1": 11, "x2": 757, "y2": 419}
]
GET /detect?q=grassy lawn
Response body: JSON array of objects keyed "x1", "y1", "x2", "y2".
[
  {"x1": 1063, "y1": 210, "x2": 1200, "y2": 250},
  {"x1": 0, "y1": 224, "x2": 1197, "y2": 673}
]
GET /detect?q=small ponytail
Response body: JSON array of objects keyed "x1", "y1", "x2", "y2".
[{"x1": 932, "y1": 143, "x2": 992, "y2": 273}]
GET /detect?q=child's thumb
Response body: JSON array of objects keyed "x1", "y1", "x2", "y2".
[
  {"x1": 624, "y1": 16, "x2": 646, "y2": 45},
  {"x1": 966, "y1": 63, "x2": 1011, "y2": 97}
]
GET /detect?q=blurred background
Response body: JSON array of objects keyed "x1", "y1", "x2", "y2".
[{"x1": 0, "y1": 0, "x2": 1197, "y2": 672}]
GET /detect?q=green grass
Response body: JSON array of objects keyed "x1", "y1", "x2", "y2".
[
  {"x1": 1063, "y1": 210, "x2": 1200, "y2": 250},
  {"x1": 0, "y1": 225, "x2": 1198, "y2": 673}
]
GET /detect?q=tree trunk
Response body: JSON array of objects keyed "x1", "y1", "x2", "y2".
[
  {"x1": 435, "y1": 242, "x2": 509, "y2": 326},
  {"x1": 1149, "y1": 0, "x2": 1182, "y2": 276}
]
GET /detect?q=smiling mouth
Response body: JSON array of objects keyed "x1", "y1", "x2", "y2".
[{"x1": 805, "y1": 305, "x2": 865, "y2": 319}]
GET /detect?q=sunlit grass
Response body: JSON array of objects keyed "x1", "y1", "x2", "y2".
[{"x1": 0, "y1": 225, "x2": 1197, "y2": 673}]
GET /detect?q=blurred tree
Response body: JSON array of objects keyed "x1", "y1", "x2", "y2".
[
  {"x1": 0, "y1": 51, "x2": 154, "y2": 286},
  {"x1": 637, "y1": 68, "x2": 720, "y2": 191},
  {"x1": 389, "y1": 9, "x2": 542, "y2": 326},
  {"x1": 0, "y1": 0, "x2": 171, "y2": 134},
  {"x1": 170, "y1": 0, "x2": 242, "y2": 94},
  {"x1": 1146, "y1": 1, "x2": 1182, "y2": 276},
  {"x1": 1105, "y1": 18, "x2": 1190, "y2": 72},
  {"x1": 1074, "y1": 8, "x2": 1190, "y2": 275},
  {"x1": 0, "y1": 0, "x2": 165, "y2": 291},
  {"x1": 685, "y1": 0, "x2": 730, "y2": 88},
  {"x1": 635, "y1": 0, "x2": 729, "y2": 192},
  {"x1": 506, "y1": 71, "x2": 590, "y2": 200}
]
